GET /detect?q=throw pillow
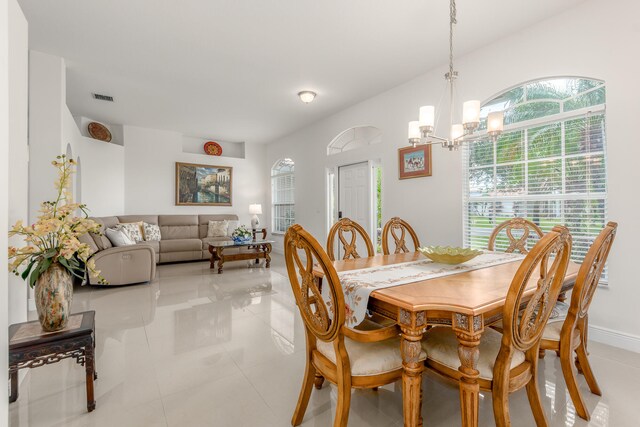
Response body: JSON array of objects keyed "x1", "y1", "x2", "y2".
[
  {"x1": 227, "y1": 220, "x2": 238, "y2": 236},
  {"x1": 105, "y1": 227, "x2": 135, "y2": 247},
  {"x1": 118, "y1": 222, "x2": 145, "y2": 242},
  {"x1": 143, "y1": 222, "x2": 161, "y2": 241},
  {"x1": 208, "y1": 220, "x2": 229, "y2": 237}
]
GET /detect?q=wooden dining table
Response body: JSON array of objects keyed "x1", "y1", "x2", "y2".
[{"x1": 330, "y1": 252, "x2": 580, "y2": 427}]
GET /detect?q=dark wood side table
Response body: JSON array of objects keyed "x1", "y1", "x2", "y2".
[{"x1": 9, "y1": 310, "x2": 97, "y2": 412}]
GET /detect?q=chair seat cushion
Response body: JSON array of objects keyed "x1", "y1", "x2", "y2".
[
  {"x1": 316, "y1": 335, "x2": 425, "y2": 377},
  {"x1": 542, "y1": 322, "x2": 563, "y2": 341},
  {"x1": 422, "y1": 327, "x2": 525, "y2": 380}
]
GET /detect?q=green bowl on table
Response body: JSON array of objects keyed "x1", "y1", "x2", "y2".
[{"x1": 418, "y1": 246, "x2": 483, "y2": 265}]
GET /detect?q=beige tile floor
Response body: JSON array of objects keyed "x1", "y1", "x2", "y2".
[{"x1": 9, "y1": 255, "x2": 640, "y2": 426}]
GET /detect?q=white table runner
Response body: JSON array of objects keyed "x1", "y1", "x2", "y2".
[{"x1": 335, "y1": 252, "x2": 525, "y2": 326}]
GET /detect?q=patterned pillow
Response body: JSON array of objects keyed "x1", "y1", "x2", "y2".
[
  {"x1": 118, "y1": 222, "x2": 145, "y2": 242},
  {"x1": 208, "y1": 220, "x2": 229, "y2": 237},
  {"x1": 143, "y1": 223, "x2": 161, "y2": 241}
]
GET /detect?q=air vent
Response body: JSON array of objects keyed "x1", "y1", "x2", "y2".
[{"x1": 92, "y1": 93, "x2": 114, "y2": 102}]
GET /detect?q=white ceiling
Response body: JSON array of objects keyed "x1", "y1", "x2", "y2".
[{"x1": 19, "y1": 0, "x2": 585, "y2": 144}]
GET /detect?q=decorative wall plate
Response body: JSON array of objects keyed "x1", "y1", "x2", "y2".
[
  {"x1": 203, "y1": 141, "x2": 223, "y2": 156},
  {"x1": 87, "y1": 122, "x2": 112, "y2": 142}
]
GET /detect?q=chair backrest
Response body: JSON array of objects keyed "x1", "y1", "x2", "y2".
[
  {"x1": 285, "y1": 224, "x2": 345, "y2": 342},
  {"x1": 326, "y1": 218, "x2": 375, "y2": 261},
  {"x1": 381, "y1": 217, "x2": 420, "y2": 255},
  {"x1": 488, "y1": 217, "x2": 544, "y2": 254},
  {"x1": 500, "y1": 225, "x2": 572, "y2": 357},
  {"x1": 567, "y1": 221, "x2": 617, "y2": 324}
]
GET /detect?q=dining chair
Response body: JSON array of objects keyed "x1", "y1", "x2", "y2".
[
  {"x1": 422, "y1": 225, "x2": 572, "y2": 427},
  {"x1": 285, "y1": 224, "x2": 423, "y2": 427},
  {"x1": 539, "y1": 221, "x2": 617, "y2": 421},
  {"x1": 326, "y1": 218, "x2": 375, "y2": 261},
  {"x1": 381, "y1": 217, "x2": 421, "y2": 255},
  {"x1": 488, "y1": 217, "x2": 544, "y2": 254}
]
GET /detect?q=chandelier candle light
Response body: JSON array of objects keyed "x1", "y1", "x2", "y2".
[{"x1": 408, "y1": 0, "x2": 504, "y2": 150}]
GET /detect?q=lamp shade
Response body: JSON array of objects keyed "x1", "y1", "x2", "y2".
[
  {"x1": 451, "y1": 124, "x2": 464, "y2": 140},
  {"x1": 249, "y1": 204, "x2": 262, "y2": 215},
  {"x1": 419, "y1": 106, "x2": 435, "y2": 128},
  {"x1": 462, "y1": 100, "x2": 480, "y2": 124},
  {"x1": 408, "y1": 121, "x2": 421, "y2": 140},
  {"x1": 487, "y1": 111, "x2": 504, "y2": 133}
]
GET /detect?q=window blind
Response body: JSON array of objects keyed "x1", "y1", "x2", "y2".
[
  {"x1": 463, "y1": 78, "x2": 607, "y2": 278},
  {"x1": 271, "y1": 160, "x2": 295, "y2": 234}
]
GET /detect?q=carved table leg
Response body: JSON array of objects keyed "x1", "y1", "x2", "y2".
[
  {"x1": 216, "y1": 247, "x2": 224, "y2": 274},
  {"x1": 265, "y1": 243, "x2": 272, "y2": 268},
  {"x1": 85, "y1": 344, "x2": 96, "y2": 412},
  {"x1": 399, "y1": 309, "x2": 427, "y2": 427},
  {"x1": 9, "y1": 368, "x2": 18, "y2": 403},
  {"x1": 453, "y1": 313, "x2": 484, "y2": 427},
  {"x1": 208, "y1": 245, "x2": 216, "y2": 269}
]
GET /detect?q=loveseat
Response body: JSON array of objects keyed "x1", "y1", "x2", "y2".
[{"x1": 80, "y1": 214, "x2": 240, "y2": 286}]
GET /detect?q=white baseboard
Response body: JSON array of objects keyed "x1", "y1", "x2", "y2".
[{"x1": 589, "y1": 324, "x2": 640, "y2": 353}]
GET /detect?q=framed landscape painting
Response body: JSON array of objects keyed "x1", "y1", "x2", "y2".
[
  {"x1": 398, "y1": 145, "x2": 432, "y2": 179},
  {"x1": 175, "y1": 162, "x2": 233, "y2": 206}
]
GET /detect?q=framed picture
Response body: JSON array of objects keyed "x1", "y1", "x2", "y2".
[
  {"x1": 398, "y1": 145, "x2": 432, "y2": 179},
  {"x1": 175, "y1": 162, "x2": 233, "y2": 206}
]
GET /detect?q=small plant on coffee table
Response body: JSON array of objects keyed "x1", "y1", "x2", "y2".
[{"x1": 232, "y1": 225, "x2": 253, "y2": 244}]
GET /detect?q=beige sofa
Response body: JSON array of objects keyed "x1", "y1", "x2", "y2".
[{"x1": 81, "y1": 214, "x2": 239, "y2": 286}]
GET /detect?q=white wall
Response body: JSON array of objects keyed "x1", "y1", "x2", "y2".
[
  {"x1": 29, "y1": 51, "x2": 126, "y2": 222},
  {"x1": 124, "y1": 125, "x2": 267, "y2": 227},
  {"x1": 63, "y1": 110, "x2": 125, "y2": 216},
  {"x1": 1, "y1": 2, "x2": 9, "y2": 423},
  {"x1": 267, "y1": 0, "x2": 640, "y2": 350},
  {"x1": 7, "y1": 0, "x2": 28, "y2": 325},
  {"x1": 28, "y1": 51, "x2": 65, "y2": 223}
]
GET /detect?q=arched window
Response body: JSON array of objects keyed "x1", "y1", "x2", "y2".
[
  {"x1": 271, "y1": 158, "x2": 295, "y2": 234},
  {"x1": 463, "y1": 77, "x2": 607, "y2": 268},
  {"x1": 327, "y1": 126, "x2": 382, "y2": 155}
]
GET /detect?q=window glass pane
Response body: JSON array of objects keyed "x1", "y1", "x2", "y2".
[
  {"x1": 496, "y1": 163, "x2": 524, "y2": 195},
  {"x1": 528, "y1": 123, "x2": 561, "y2": 160},
  {"x1": 525, "y1": 78, "x2": 576, "y2": 101},
  {"x1": 469, "y1": 167, "x2": 494, "y2": 196},
  {"x1": 467, "y1": 202, "x2": 493, "y2": 250},
  {"x1": 496, "y1": 131, "x2": 523, "y2": 164},
  {"x1": 564, "y1": 87, "x2": 606, "y2": 112},
  {"x1": 469, "y1": 139, "x2": 493, "y2": 167},
  {"x1": 506, "y1": 101, "x2": 561, "y2": 124},
  {"x1": 565, "y1": 115, "x2": 605, "y2": 155},
  {"x1": 565, "y1": 155, "x2": 606, "y2": 194},
  {"x1": 271, "y1": 159, "x2": 295, "y2": 232},
  {"x1": 528, "y1": 159, "x2": 562, "y2": 195}
]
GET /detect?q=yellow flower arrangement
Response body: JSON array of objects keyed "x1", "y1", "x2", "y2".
[{"x1": 8, "y1": 155, "x2": 106, "y2": 286}]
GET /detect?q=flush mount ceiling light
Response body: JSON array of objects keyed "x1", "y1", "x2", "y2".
[
  {"x1": 407, "y1": 0, "x2": 504, "y2": 150},
  {"x1": 298, "y1": 91, "x2": 317, "y2": 104}
]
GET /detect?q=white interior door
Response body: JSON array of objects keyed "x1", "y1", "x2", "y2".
[{"x1": 337, "y1": 162, "x2": 372, "y2": 257}]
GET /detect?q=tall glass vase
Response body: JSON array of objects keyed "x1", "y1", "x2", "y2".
[{"x1": 34, "y1": 262, "x2": 74, "y2": 332}]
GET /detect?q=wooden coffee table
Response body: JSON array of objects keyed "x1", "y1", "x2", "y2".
[
  {"x1": 9, "y1": 310, "x2": 97, "y2": 412},
  {"x1": 208, "y1": 239, "x2": 274, "y2": 274}
]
